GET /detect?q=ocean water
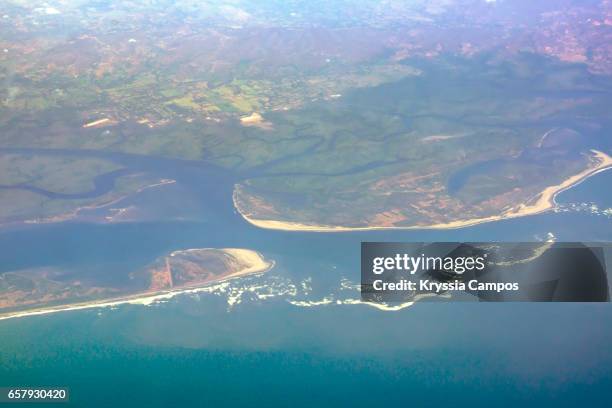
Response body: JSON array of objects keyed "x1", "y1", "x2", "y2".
[
  {"x1": 0, "y1": 166, "x2": 611, "y2": 406},
  {"x1": 2, "y1": 303, "x2": 612, "y2": 407}
]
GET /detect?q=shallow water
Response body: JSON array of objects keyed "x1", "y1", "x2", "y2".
[{"x1": 0, "y1": 156, "x2": 611, "y2": 406}]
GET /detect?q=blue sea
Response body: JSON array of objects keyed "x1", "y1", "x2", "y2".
[{"x1": 1, "y1": 168, "x2": 611, "y2": 407}]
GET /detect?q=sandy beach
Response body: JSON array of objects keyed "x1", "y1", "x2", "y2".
[
  {"x1": 0, "y1": 248, "x2": 274, "y2": 321},
  {"x1": 234, "y1": 150, "x2": 612, "y2": 232}
]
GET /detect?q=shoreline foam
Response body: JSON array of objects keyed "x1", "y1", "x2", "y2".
[
  {"x1": 234, "y1": 150, "x2": 612, "y2": 232},
  {"x1": 0, "y1": 248, "x2": 274, "y2": 321}
]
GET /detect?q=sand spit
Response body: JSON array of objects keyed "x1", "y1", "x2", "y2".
[
  {"x1": 0, "y1": 248, "x2": 273, "y2": 321},
  {"x1": 235, "y1": 150, "x2": 612, "y2": 232}
]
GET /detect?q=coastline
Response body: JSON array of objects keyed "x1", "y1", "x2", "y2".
[
  {"x1": 0, "y1": 248, "x2": 274, "y2": 322},
  {"x1": 234, "y1": 150, "x2": 612, "y2": 232}
]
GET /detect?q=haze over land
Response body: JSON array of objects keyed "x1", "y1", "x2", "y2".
[
  {"x1": 1, "y1": 0, "x2": 612, "y2": 313},
  {"x1": 2, "y1": 5, "x2": 612, "y2": 406}
]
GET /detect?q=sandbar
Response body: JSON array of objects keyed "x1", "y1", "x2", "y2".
[{"x1": 0, "y1": 248, "x2": 273, "y2": 321}]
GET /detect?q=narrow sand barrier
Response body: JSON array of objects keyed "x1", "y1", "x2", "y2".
[
  {"x1": 235, "y1": 150, "x2": 612, "y2": 232},
  {"x1": 0, "y1": 248, "x2": 273, "y2": 321}
]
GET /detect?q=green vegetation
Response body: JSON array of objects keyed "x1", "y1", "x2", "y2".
[
  {"x1": 0, "y1": 154, "x2": 164, "y2": 222},
  {"x1": 1, "y1": 1, "x2": 611, "y2": 228},
  {"x1": 0, "y1": 154, "x2": 119, "y2": 194}
]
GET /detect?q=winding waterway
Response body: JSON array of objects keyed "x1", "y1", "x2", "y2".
[{"x1": 1, "y1": 146, "x2": 612, "y2": 407}]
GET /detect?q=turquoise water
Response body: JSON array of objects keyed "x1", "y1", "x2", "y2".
[
  {"x1": 0, "y1": 163, "x2": 611, "y2": 406},
  {"x1": 2, "y1": 302, "x2": 612, "y2": 406}
]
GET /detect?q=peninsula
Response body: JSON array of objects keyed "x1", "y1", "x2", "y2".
[
  {"x1": 0, "y1": 248, "x2": 274, "y2": 321},
  {"x1": 234, "y1": 150, "x2": 612, "y2": 232}
]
